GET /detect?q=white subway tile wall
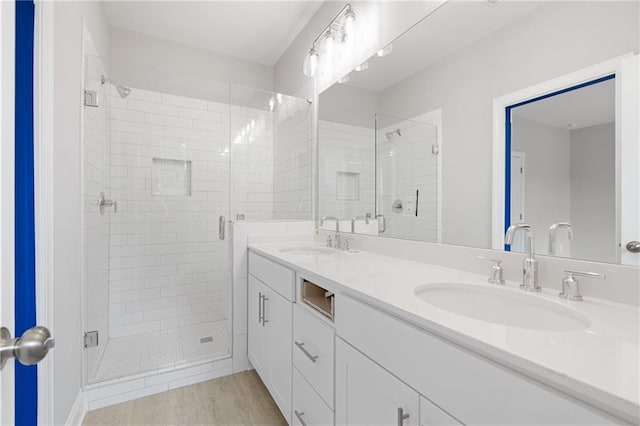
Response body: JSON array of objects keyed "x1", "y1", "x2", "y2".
[
  {"x1": 230, "y1": 106, "x2": 274, "y2": 220},
  {"x1": 318, "y1": 120, "x2": 375, "y2": 220},
  {"x1": 82, "y1": 55, "x2": 111, "y2": 381},
  {"x1": 273, "y1": 100, "x2": 314, "y2": 219},
  {"x1": 377, "y1": 119, "x2": 439, "y2": 241},
  {"x1": 108, "y1": 88, "x2": 232, "y2": 348}
]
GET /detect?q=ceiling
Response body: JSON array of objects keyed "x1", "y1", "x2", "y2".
[
  {"x1": 346, "y1": 1, "x2": 545, "y2": 92},
  {"x1": 103, "y1": 1, "x2": 324, "y2": 66},
  {"x1": 513, "y1": 78, "x2": 615, "y2": 130}
]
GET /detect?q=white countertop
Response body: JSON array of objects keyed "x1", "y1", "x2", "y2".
[{"x1": 249, "y1": 241, "x2": 640, "y2": 422}]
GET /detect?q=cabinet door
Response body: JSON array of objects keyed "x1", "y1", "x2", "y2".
[
  {"x1": 420, "y1": 396, "x2": 461, "y2": 426},
  {"x1": 336, "y1": 338, "x2": 419, "y2": 426},
  {"x1": 265, "y1": 288, "x2": 293, "y2": 424},
  {"x1": 248, "y1": 275, "x2": 268, "y2": 376}
]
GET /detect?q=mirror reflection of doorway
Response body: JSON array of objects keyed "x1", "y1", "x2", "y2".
[
  {"x1": 509, "y1": 151, "x2": 526, "y2": 253},
  {"x1": 506, "y1": 75, "x2": 616, "y2": 261}
]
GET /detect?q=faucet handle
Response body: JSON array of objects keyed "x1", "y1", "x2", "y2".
[
  {"x1": 326, "y1": 234, "x2": 333, "y2": 248},
  {"x1": 560, "y1": 270, "x2": 605, "y2": 301},
  {"x1": 475, "y1": 256, "x2": 505, "y2": 285},
  {"x1": 341, "y1": 237, "x2": 353, "y2": 251}
]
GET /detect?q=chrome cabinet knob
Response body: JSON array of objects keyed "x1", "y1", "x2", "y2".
[
  {"x1": 626, "y1": 241, "x2": 640, "y2": 253},
  {"x1": 0, "y1": 326, "x2": 55, "y2": 370}
]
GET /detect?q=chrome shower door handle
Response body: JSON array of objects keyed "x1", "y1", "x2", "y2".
[
  {"x1": 218, "y1": 215, "x2": 226, "y2": 240},
  {"x1": 397, "y1": 407, "x2": 410, "y2": 426}
]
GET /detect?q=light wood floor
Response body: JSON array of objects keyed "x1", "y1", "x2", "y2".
[{"x1": 83, "y1": 371, "x2": 287, "y2": 426}]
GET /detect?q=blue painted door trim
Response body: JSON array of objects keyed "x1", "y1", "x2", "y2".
[
  {"x1": 503, "y1": 74, "x2": 615, "y2": 251},
  {"x1": 15, "y1": 0, "x2": 37, "y2": 424}
]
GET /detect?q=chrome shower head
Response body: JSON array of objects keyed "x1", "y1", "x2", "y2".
[
  {"x1": 385, "y1": 128, "x2": 402, "y2": 140},
  {"x1": 101, "y1": 75, "x2": 131, "y2": 98}
]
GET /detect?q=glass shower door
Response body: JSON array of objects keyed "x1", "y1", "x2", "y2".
[
  {"x1": 82, "y1": 60, "x2": 233, "y2": 384},
  {"x1": 375, "y1": 113, "x2": 439, "y2": 242}
]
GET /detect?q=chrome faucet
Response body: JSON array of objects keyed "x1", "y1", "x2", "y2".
[
  {"x1": 350, "y1": 215, "x2": 370, "y2": 233},
  {"x1": 320, "y1": 216, "x2": 341, "y2": 248},
  {"x1": 505, "y1": 223, "x2": 540, "y2": 292},
  {"x1": 560, "y1": 270, "x2": 605, "y2": 301},
  {"x1": 548, "y1": 222, "x2": 573, "y2": 256}
]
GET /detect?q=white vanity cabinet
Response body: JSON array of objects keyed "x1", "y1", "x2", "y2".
[
  {"x1": 336, "y1": 338, "x2": 420, "y2": 426},
  {"x1": 248, "y1": 253, "x2": 295, "y2": 424},
  {"x1": 336, "y1": 294, "x2": 621, "y2": 425}
]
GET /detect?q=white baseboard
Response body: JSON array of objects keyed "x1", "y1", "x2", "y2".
[
  {"x1": 65, "y1": 391, "x2": 87, "y2": 426},
  {"x1": 83, "y1": 357, "x2": 233, "y2": 412}
]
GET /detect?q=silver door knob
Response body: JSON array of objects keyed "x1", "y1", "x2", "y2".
[
  {"x1": 626, "y1": 241, "x2": 640, "y2": 253},
  {"x1": 0, "y1": 326, "x2": 55, "y2": 370}
]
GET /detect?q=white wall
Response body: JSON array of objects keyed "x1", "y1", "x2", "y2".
[
  {"x1": 511, "y1": 116, "x2": 571, "y2": 254},
  {"x1": 110, "y1": 27, "x2": 274, "y2": 103},
  {"x1": 319, "y1": 83, "x2": 379, "y2": 128},
  {"x1": 52, "y1": 1, "x2": 110, "y2": 423},
  {"x1": 570, "y1": 122, "x2": 616, "y2": 263},
  {"x1": 377, "y1": 1, "x2": 639, "y2": 249}
]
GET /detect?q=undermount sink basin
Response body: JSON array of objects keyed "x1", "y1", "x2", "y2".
[
  {"x1": 414, "y1": 283, "x2": 590, "y2": 331},
  {"x1": 279, "y1": 246, "x2": 335, "y2": 256}
]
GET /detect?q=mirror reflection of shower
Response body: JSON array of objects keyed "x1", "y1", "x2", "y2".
[
  {"x1": 101, "y1": 75, "x2": 131, "y2": 98},
  {"x1": 385, "y1": 128, "x2": 402, "y2": 140}
]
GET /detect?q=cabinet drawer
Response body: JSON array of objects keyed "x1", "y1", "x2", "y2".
[
  {"x1": 249, "y1": 251, "x2": 295, "y2": 301},
  {"x1": 293, "y1": 304, "x2": 335, "y2": 409},
  {"x1": 293, "y1": 367, "x2": 334, "y2": 426},
  {"x1": 336, "y1": 295, "x2": 618, "y2": 425}
]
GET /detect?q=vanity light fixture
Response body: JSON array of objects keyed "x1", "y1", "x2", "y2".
[
  {"x1": 302, "y1": 3, "x2": 357, "y2": 77},
  {"x1": 377, "y1": 43, "x2": 393, "y2": 57},
  {"x1": 303, "y1": 48, "x2": 319, "y2": 78}
]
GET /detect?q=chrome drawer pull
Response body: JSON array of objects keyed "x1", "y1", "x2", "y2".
[
  {"x1": 294, "y1": 341, "x2": 318, "y2": 363},
  {"x1": 294, "y1": 410, "x2": 307, "y2": 426},
  {"x1": 258, "y1": 292, "x2": 263, "y2": 324},
  {"x1": 262, "y1": 296, "x2": 268, "y2": 326},
  {"x1": 397, "y1": 407, "x2": 410, "y2": 426}
]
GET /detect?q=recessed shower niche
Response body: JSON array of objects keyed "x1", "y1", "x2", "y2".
[{"x1": 151, "y1": 158, "x2": 192, "y2": 197}]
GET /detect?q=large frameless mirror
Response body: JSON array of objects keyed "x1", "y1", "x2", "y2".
[{"x1": 317, "y1": 0, "x2": 639, "y2": 266}]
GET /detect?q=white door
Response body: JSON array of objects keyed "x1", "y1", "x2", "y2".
[
  {"x1": 619, "y1": 55, "x2": 640, "y2": 266},
  {"x1": 0, "y1": 1, "x2": 16, "y2": 422},
  {"x1": 336, "y1": 338, "x2": 419, "y2": 426},
  {"x1": 509, "y1": 152, "x2": 526, "y2": 253},
  {"x1": 266, "y1": 289, "x2": 292, "y2": 424}
]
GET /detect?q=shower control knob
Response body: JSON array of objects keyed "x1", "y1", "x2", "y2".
[
  {"x1": 0, "y1": 326, "x2": 55, "y2": 370},
  {"x1": 626, "y1": 241, "x2": 640, "y2": 253}
]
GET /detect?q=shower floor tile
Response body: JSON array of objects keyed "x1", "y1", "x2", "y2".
[{"x1": 94, "y1": 320, "x2": 231, "y2": 382}]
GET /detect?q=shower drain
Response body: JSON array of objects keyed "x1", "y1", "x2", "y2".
[{"x1": 199, "y1": 336, "x2": 214, "y2": 344}]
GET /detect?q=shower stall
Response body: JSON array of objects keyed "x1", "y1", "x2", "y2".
[
  {"x1": 376, "y1": 113, "x2": 439, "y2": 242},
  {"x1": 81, "y1": 54, "x2": 313, "y2": 385}
]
